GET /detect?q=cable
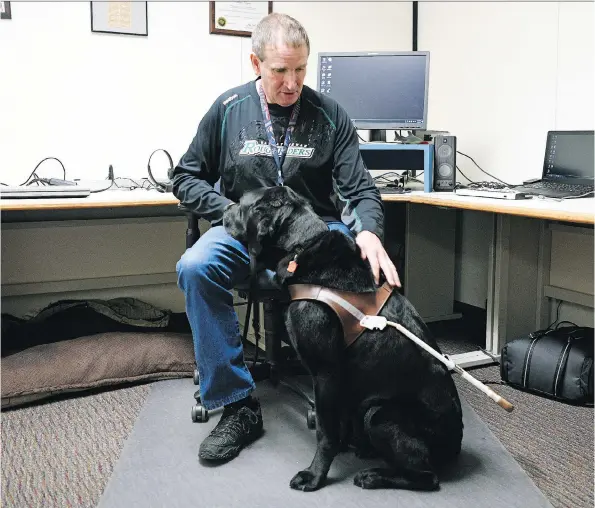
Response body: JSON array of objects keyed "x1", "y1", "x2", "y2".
[
  {"x1": 456, "y1": 165, "x2": 473, "y2": 183},
  {"x1": 456, "y1": 151, "x2": 512, "y2": 186},
  {"x1": 20, "y1": 157, "x2": 67, "y2": 186},
  {"x1": 373, "y1": 171, "x2": 404, "y2": 184},
  {"x1": 90, "y1": 181, "x2": 115, "y2": 193},
  {"x1": 560, "y1": 190, "x2": 595, "y2": 199},
  {"x1": 90, "y1": 163, "x2": 164, "y2": 194}
]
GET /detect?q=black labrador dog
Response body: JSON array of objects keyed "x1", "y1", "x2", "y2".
[{"x1": 223, "y1": 186, "x2": 463, "y2": 492}]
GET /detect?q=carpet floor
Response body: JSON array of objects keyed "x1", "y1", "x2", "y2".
[{"x1": 2, "y1": 343, "x2": 592, "y2": 507}]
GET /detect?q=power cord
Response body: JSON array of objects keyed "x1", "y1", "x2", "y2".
[
  {"x1": 20, "y1": 157, "x2": 67, "y2": 186},
  {"x1": 456, "y1": 165, "x2": 473, "y2": 184},
  {"x1": 456, "y1": 151, "x2": 512, "y2": 187},
  {"x1": 561, "y1": 190, "x2": 595, "y2": 199},
  {"x1": 373, "y1": 171, "x2": 405, "y2": 185},
  {"x1": 90, "y1": 164, "x2": 165, "y2": 194}
]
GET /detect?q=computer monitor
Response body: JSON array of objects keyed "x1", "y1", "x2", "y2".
[{"x1": 316, "y1": 51, "x2": 430, "y2": 141}]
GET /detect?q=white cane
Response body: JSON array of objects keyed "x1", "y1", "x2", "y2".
[{"x1": 360, "y1": 316, "x2": 514, "y2": 412}]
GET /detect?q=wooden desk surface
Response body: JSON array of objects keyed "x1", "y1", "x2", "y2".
[
  {"x1": 381, "y1": 191, "x2": 594, "y2": 225},
  {"x1": 1, "y1": 188, "x2": 593, "y2": 225},
  {"x1": 0, "y1": 189, "x2": 178, "y2": 211}
]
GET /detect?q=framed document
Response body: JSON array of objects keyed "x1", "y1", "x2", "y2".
[
  {"x1": 210, "y1": 2, "x2": 273, "y2": 38},
  {"x1": 0, "y1": 1, "x2": 12, "y2": 20},
  {"x1": 91, "y1": 1, "x2": 148, "y2": 36}
]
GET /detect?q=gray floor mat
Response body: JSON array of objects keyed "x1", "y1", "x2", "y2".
[{"x1": 98, "y1": 378, "x2": 552, "y2": 508}]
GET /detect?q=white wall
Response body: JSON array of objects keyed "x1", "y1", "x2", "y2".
[{"x1": 421, "y1": 1, "x2": 594, "y2": 186}]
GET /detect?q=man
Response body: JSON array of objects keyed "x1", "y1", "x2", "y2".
[{"x1": 172, "y1": 12, "x2": 400, "y2": 462}]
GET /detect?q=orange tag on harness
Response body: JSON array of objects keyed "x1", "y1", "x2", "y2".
[{"x1": 287, "y1": 260, "x2": 298, "y2": 273}]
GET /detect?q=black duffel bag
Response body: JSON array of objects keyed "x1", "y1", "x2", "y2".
[{"x1": 500, "y1": 325, "x2": 594, "y2": 405}]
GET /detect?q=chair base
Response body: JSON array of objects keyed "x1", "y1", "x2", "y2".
[{"x1": 191, "y1": 360, "x2": 315, "y2": 426}]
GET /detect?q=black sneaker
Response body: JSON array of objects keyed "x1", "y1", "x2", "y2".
[{"x1": 198, "y1": 397, "x2": 263, "y2": 461}]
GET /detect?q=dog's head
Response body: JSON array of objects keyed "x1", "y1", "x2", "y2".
[{"x1": 223, "y1": 186, "x2": 328, "y2": 272}]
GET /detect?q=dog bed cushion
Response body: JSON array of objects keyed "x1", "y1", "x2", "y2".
[{"x1": 1, "y1": 332, "x2": 194, "y2": 409}]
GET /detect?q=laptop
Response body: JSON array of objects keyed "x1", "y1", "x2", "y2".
[
  {"x1": 514, "y1": 131, "x2": 594, "y2": 198},
  {"x1": 0, "y1": 185, "x2": 91, "y2": 199}
]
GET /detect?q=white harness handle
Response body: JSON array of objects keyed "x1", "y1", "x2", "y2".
[{"x1": 359, "y1": 314, "x2": 514, "y2": 413}]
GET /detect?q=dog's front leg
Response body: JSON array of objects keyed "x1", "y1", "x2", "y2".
[{"x1": 290, "y1": 372, "x2": 342, "y2": 492}]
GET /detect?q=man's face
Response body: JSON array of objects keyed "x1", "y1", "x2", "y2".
[{"x1": 250, "y1": 43, "x2": 308, "y2": 107}]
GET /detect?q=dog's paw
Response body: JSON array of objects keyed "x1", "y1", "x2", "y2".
[
  {"x1": 353, "y1": 468, "x2": 386, "y2": 489},
  {"x1": 289, "y1": 469, "x2": 325, "y2": 492}
]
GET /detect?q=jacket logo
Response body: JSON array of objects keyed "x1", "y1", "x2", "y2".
[
  {"x1": 239, "y1": 140, "x2": 314, "y2": 158},
  {"x1": 222, "y1": 94, "x2": 238, "y2": 105}
]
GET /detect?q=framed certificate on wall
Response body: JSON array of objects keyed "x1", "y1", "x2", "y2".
[
  {"x1": 90, "y1": 1, "x2": 148, "y2": 37},
  {"x1": 210, "y1": 2, "x2": 273, "y2": 38},
  {"x1": 1, "y1": 1, "x2": 12, "y2": 20}
]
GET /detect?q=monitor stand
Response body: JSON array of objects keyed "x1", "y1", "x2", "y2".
[{"x1": 369, "y1": 129, "x2": 387, "y2": 142}]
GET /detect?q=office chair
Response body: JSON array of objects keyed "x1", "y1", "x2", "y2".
[{"x1": 179, "y1": 205, "x2": 316, "y2": 429}]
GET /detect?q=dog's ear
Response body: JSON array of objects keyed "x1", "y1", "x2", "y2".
[
  {"x1": 247, "y1": 217, "x2": 272, "y2": 257},
  {"x1": 223, "y1": 203, "x2": 246, "y2": 241}
]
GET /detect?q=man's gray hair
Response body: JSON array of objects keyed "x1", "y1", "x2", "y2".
[{"x1": 252, "y1": 13, "x2": 310, "y2": 61}]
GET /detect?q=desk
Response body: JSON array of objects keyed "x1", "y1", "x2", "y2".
[
  {"x1": 381, "y1": 191, "x2": 594, "y2": 224},
  {"x1": 2, "y1": 189, "x2": 593, "y2": 368},
  {"x1": 1, "y1": 190, "x2": 186, "y2": 311},
  {"x1": 1, "y1": 189, "x2": 180, "y2": 223},
  {"x1": 381, "y1": 191, "x2": 594, "y2": 367}
]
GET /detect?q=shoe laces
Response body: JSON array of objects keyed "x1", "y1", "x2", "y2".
[{"x1": 212, "y1": 405, "x2": 257, "y2": 439}]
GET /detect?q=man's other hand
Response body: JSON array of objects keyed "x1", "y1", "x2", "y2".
[{"x1": 355, "y1": 231, "x2": 401, "y2": 287}]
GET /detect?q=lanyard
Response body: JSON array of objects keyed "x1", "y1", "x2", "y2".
[{"x1": 256, "y1": 80, "x2": 301, "y2": 186}]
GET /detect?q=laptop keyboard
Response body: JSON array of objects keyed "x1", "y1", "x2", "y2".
[{"x1": 527, "y1": 181, "x2": 594, "y2": 193}]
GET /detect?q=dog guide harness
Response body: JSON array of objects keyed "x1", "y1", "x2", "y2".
[
  {"x1": 288, "y1": 282, "x2": 394, "y2": 348},
  {"x1": 287, "y1": 282, "x2": 515, "y2": 412}
]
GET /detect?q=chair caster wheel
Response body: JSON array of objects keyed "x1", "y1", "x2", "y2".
[
  {"x1": 193, "y1": 369, "x2": 200, "y2": 385},
  {"x1": 193, "y1": 389, "x2": 201, "y2": 402},
  {"x1": 269, "y1": 366, "x2": 280, "y2": 386},
  {"x1": 191, "y1": 404, "x2": 209, "y2": 423},
  {"x1": 307, "y1": 409, "x2": 316, "y2": 429}
]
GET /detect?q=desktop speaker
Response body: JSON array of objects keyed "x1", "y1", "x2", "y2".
[{"x1": 433, "y1": 135, "x2": 456, "y2": 191}]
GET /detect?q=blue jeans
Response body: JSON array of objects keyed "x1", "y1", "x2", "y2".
[{"x1": 176, "y1": 220, "x2": 353, "y2": 410}]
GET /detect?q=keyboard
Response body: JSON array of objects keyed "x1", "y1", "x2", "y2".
[
  {"x1": 518, "y1": 181, "x2": 594, "y2": 198},
  {"x1": 0, "y1": 185, "x2": 91, "y2": 199},
  {"x1": 379, "y1": 186, "x2": 411, "y2": 195},
  {"x1": 455, "y1": 187, "x2": 529, "y2": 200}
]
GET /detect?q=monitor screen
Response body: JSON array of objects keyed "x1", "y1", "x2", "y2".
[
  {"x1": 316, "y1": 51, "x2": 430, "y2": 131},
  {"x1": 544, "y1": 131, "x2": 594, "y2": 183}
]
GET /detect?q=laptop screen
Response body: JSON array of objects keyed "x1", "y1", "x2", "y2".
[{"x1": 543, "y1": 131, "x2": 594, "y2": 184}]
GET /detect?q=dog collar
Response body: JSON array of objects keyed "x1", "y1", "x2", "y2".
[{"x1": 283, "y1": 232, "x2": 329, "y2": 275}]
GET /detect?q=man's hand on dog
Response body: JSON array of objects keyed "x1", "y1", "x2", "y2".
[{"x1": 356, "y1": 231, "x2": 401, "y2": 288}]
